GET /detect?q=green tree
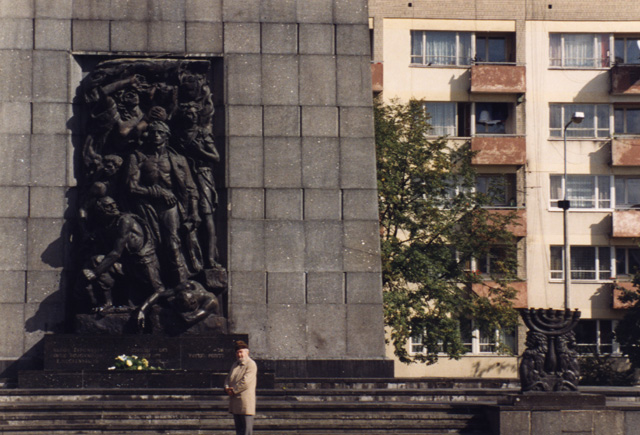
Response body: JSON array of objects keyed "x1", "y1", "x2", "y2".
[{"x1": 376, "y1": 98, "x2": 520, "y2": 364}]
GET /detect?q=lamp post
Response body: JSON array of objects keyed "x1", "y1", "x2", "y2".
[
  {"x1": 560, "y1": 111, "x2": 584, "y2": 310},
  {"x1": 518, "y1": 111, "x2": 586, "y2": 393}
]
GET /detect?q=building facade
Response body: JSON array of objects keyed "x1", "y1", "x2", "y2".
[{"x1": 370, "y1": 0, "x2": 640, "y2": 378}]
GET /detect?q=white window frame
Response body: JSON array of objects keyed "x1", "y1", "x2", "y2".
[
  {"x1": 409, "y1": 322, "x2": 516, "y2": 356},
  {"x1": 424, "y1": 102, "x2": 458, "y2": 136},
  {"x1": 411, "y1": 31, "x2": 472, "y2": 66},
  {"x1": 549, "y1": 104, "x2": 611, "y2": 138},
  {"x1": 549, "y1": 33, "x2": 611, "y2": 68},
  {"x1": 549, "y1": 174, "x2": 612, "y2": 210},
  {"x1": 550, "y1": 246, "x2": 614, "y2": 282}
]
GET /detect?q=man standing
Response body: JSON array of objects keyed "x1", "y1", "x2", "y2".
[{"x1": 224, "y1": 340, "x2": 257, "y2": 435}]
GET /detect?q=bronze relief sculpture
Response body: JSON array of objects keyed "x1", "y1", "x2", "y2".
[{"x1": 75, "y1": 59, "x2": 226, "y2": 335}]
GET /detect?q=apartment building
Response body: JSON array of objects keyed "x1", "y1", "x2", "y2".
[{"x1": 369, "y1": 0, "x2": 640, "y2": 378}]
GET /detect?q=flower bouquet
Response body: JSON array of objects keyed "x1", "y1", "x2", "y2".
[{"x1": 108, "y1": 354, "x2": 159, "y2": 370}]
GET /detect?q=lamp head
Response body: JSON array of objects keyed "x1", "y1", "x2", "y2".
[{"x1": 571, "y1": 112, "x2": 585, "y2": 124}]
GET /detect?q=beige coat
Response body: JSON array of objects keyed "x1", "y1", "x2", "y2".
[{"x1": 224, "y1": 357, "x2": 257, "y2": 415}]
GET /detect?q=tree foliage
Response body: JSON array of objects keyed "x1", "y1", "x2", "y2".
[
  {"x1": 614, "y1": 277, "x2": 640, "y2": 369},
  {"x1": 375, "y1": 98, "x2": 520, "y2": 364}
]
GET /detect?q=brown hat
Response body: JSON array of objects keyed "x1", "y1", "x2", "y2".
[{"x1": 235, "y1": 340, "x2": 248, "y2": 350}]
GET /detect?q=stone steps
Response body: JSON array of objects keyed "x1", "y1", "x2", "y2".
[{"x1": 0, "y1": 390, "x2": 493, "y2": 434}]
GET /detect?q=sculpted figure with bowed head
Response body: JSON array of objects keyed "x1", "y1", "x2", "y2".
[{"x1": 224, "y1": 341, "x2": 257, "y2": 435}]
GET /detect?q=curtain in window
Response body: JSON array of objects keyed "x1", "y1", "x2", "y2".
[
  {"x1": 567, "y1": 175, "x2": 595, "y2": 208},
  {"x1": 571, "y1": 246, "x2": 596, "y2": 280},
  {"x1": 424, "y1": 102, "x2": 456, "y2": 136},
  {"x1": 411, "y1": 31, "x2": 423, "y2": 64},
  {"x1": 597, "y1": 176, "x2": 610, "y2": 208},
  {"x1": 564, "y1": 34, "x2": 594, "y2": 67},
  {"x1": 425, "y1": 32, "x2": 457, "y2": 65},
  {"x1": 566, "y1": 104, "x2": 595, "y2": 138},
  {"x1": 550, "y1": 34, "x2": 562, "y2": 66},
  {"x1": 458, "y1": 32, "x2": 472, "y2": 65}
]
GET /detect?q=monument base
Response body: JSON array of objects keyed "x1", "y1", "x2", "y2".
[
  {"x1": 498, "y1": 392, "x2": 606, "y2": 408},
  {"x1": 42, "y1": 334, "x2": 245, "y2": 371},
  {"x1": 18, "y1": 369, "x2": 274, "y2": 389}
]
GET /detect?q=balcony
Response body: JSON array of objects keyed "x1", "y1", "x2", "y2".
[
  {"x1": 371, "y1": 62, "x2": 383, "y2": 93},
  {"x1": 487, "y1": 208, "x2": 526, "y2": 237},
  {"x1": 611, "y1": 137, "x2": 640, "y2": 166},
  {"x1": 610, "y1": 64, "x2": 640, "y2": 95},
  {"x1": 612, "y1": 210, "x2": 640, "y2": 238},
  {"x1": 470, "y1": 64, "x2": 525, "y2": 94},
  {"x1": 472, "y1": 281, "x2": 527, "y2": 309},
  {"x1": 612, "y1": 281, "x2": 636, "y2": 309},
  {"x1": 471, "y1": 136, "x2": 526, "y2": 165}
]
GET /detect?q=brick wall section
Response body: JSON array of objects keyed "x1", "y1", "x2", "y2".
[{"x1": 0, "y1": 0, "x2": 385, "y2": 375}]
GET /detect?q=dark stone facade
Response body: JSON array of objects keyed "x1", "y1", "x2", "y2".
[{"x1": 0, "y1": 0, "x2": 387, "y2": 378}]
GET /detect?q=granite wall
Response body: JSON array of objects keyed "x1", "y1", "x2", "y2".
[{"x1": 0, "y1": 0, "x2": 387, "y2": 378}]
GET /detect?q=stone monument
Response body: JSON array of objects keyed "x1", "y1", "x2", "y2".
[{"x1": 0, "y1": 0, "x2": 390, "y2": 381}]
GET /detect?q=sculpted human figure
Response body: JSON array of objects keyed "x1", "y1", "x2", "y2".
[
  {"x1": 75, "y1": 59, "x2": 228, "y2": 333},
  {"x1": 173, "y1": 102, "x2": 221, "y2": 268},
  {"x1": 519, "y1": 330, "x2": 548, "y2": 392},
  {"x1": 126, "y1": 120, "x2": 201, "y2": 285},
  {"x1": 137, "y1": 279, "x2": 220, "y2": 328},
  {"x1": 81, "y1": 196, "x2": 165, "y2": 312},
  {"x1": 556, "y1": 331, "x2": 580, "y2": 391}
]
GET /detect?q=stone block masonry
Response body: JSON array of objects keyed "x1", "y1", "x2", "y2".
[{"x1": 0, "y1": 0, "x2": 388, "y2": 379}]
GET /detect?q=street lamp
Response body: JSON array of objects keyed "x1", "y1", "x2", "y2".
[{"x1": 560, "y1": 111, "x2": 584, "y2": 309}]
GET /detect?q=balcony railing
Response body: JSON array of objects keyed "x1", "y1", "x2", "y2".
[
  {"x1": 486, "y1": 208, "x2": 526, "y2": 237},
  {"x1": 471, "y1": 136, "x2": 526, "y2": 165},
  {"x1": 611, "y1": 137, "x2": 640, "y2": 166},
  {"x1": 612, "y1": 281, "x2": 635, "y2": 309},
  {"x1": 470, "y1": 64, "x2": 526, "y2": 94},
  {"x1": 610, "y1": 64, "x2": 640, "y2": 95},
  {"x1": 612, "y1": 209, "x2": 640, "y2": 238},
  {"x1": 472, "y1": 280, "x2": 527, "y2": 309},
  {"x1": 371, "y1": 62, "x2": 383, "y2": 93}
]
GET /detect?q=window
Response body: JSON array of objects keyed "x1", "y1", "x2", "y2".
[
  {"x1": 475, "y1": 102, "x2": 510, "y2": 134},
  {"x1": 409, "y1": 319, "x2": 515, "y2": 355},
  {"x1": 614, "y1": 106, "x2": 640, "y2": 135},
  {"x1": 475, "y1": 33, "x2": 514, "y2": 63},
  {"x1": 574, "y1": 319, "x2": 619, "y2": 355},
  {"x1": 615, "y1": 177, "x2": 640, "y2": 209},
  {"x1": 550, "y1": 33, "x2": 610, "y2": 68},
  {"x1": 410, "y1": 334, "x2": 426, "y2": 354},
  {"x1": 615, "y1": 247, "x2": 640, "y2": 277},
  {"x1": 550, "y1": 104, "x2": 610, "y2": 138},
  {"x1": 411, "y1": 31, "x2": 472, "y2": 66},
  {"x1": 550, "y1": 175, "x2": 611, "y2": 209},
  {"x1": 462, "y1": 319, "x2": 516, "y2": 354},
  {"x1": 424, "y1": 102, "x2": 471, "y2": 137},
  {"x1": 550, "y1": 246, "x2": 612, "y2": 281},
  {"x1": 476, "y1": 174, "x2": 517, "y2": 207},
  {"x1": 476, "y1": 246, "x2": 517, "y2": 277},
  {"x1": 614, "y1": 36, "x2": 640, "y2": 64}
]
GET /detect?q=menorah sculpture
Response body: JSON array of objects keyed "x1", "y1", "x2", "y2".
[{"x1": 519, "y1": 308, "x2": 581, "y2": 392}]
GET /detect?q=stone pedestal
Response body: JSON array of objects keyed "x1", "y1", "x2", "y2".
[{"x1": 492, "y1": 393, "x2": 609, "y2": 435}]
